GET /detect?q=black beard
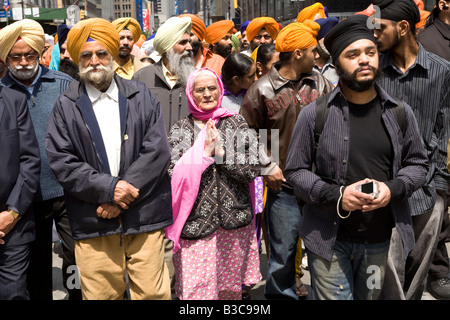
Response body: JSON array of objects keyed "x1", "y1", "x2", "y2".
[
  {"x1": 59, "y1": 58, "x2": 80, "y2": 81},
  {"x1": 118, "y1": 47, "x2": 131, "y2": 59},
  {"x1": 336, "y1": 63, "x2": 380, "y2": 92},
  {"x1": 377, "y1": 27, "x2": 401, "y2": 53},
  {"x1": 215, "y1": 44, "x2": 232, "y2": 59},
  {"x1": 191, "y1": 40, "x2": 201, "y2": 55}
]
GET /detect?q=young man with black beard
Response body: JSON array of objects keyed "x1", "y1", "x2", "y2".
[
  {"x1": 284, "y1": 14, "x2": 428, "y2": 300},
  {"x1": 205, "y1": 20, "x2": 235, "y2": 60},
  {"x1": 372, "y1": 0, "x2": 450, "y2": 300}
]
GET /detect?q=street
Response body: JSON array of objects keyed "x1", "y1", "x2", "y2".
[{"x1": 52, "y1": 236, "x2": 449, "y2": 300}]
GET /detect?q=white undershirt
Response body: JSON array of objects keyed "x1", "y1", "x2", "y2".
[{"x1": 85, "y1": 80, "x2": 122, "y2": 177}]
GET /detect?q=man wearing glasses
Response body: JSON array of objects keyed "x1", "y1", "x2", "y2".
[
  {"x1": 45, "y1": 18, "x2": 173, "y2": 300},
  {"x1": 0, "y1": 19, "x2": 78, "y2": 300}
]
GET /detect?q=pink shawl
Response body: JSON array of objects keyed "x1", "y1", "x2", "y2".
[{"x1": 166, "y1": 68, "x2": 237, "y2": 253}]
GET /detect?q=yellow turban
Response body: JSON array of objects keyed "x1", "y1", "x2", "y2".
[
  {"x1": 246, "y1": 17, "x2": 279, "y2": 42},
  {"x1": 296, "y1": 3, "x2": 327, "y2": 22},
  {"x1": 275, "y1": 20, "x2": 320, "y2": 52},
  {"x1": 153, "y1": 16, "x2": 192, "y2": 54},
  {"x1": 67, "y1": 18, "x2": 120, "y2": 66},
  {"x1": 0, "y1": 19, "x2": 45, "y2": 62},
  {"x1": 179, "y1": 14, "x2": 206, "y2": 41},
  {"x1": 205, "y1": 20, "x2": 235, "y2": 44},
  {"x1": 112, "y1": 18, "x2": 142, "y2": 43}
]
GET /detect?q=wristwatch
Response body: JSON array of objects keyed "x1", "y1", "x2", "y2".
[{"x1": 7, "y1": 209, "x2": 20, "y2": 220}]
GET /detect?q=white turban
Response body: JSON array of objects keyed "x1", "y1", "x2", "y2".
[{"x1": 153, "y1": 16, "x2": 192, "y2": 55}]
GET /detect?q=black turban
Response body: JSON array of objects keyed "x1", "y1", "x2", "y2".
[
  {"x1": 57, "y1": 24, "x2": 71, "y2": 48},
  {"x1": 324, "y1": 15, "x2": 376, "y2": 63},
  {"x1": 372, "y1": 0, "x2": 420, "y2": 24}
]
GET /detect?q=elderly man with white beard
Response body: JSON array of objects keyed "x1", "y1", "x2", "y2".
[
  {"x1": 0, "y1": 19, "x2": 79, "y2": 300},
  {"x1": 45, "y1": 18, "x2": 173, "y2": 300},
  {"x1": 133, "y1": 16, "x2": 195, "y2": 133}
]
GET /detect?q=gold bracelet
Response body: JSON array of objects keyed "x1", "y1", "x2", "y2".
[{"x1": 7, "y1": 209, "x2": 20, "y2": 220}]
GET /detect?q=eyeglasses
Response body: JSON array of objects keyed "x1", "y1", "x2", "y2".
[
  {"x1": 7, "y1": 52, "x2": 39, "y2": 62},
  {"x1": 79, "y1": 49, "x2": 110, "y2": 61},
  {"x1": 194, "y1": 86, "x2": 218, "y2": 95}
]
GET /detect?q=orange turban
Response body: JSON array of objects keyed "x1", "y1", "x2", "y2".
[
  {"x1": 205, "y1": 20, "x2": 235, "y2": 44},
  {"x1": 355, "y1": 4, "x2": 376, "y2": 16},
  {"x1": 67, "y1": 18, "x2": 120, "y2": 66},
  {"x1": 275, "y1": 20, "x2": 320, "y2": 52},
  {"x1": 179, "y1": 14, "x2": 206, "y2": 41},
  {"x1": 112, "y1": 17, "x2": 142, "y2": 43},
  {"x1": 414, "y1": 0, "x2": 424, "y2": 10},
  {"x1": 416, "y1": 9, "x2": 430, "y2": 29},
  {"x1": 246, "y1": 17, "x2": 280, "y2": 42},
  {"x1": 296, "y1": 3, "x2": 327, "y2": 22}
]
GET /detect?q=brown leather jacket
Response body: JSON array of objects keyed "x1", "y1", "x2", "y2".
[{"x1": 241, "y1": 64, "x2": 333, "y2": 172}]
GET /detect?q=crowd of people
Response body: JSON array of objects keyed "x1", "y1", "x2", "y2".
[{"x1": 0, "y1": 0, "x2": 448, "y2": 302}]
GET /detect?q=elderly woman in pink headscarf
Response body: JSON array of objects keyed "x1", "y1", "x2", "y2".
[{"x1": 166, "y1": 67, "x2": 262, "y2": 300}]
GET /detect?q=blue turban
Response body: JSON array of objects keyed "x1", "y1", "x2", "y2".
[
  {"x1": 315, "y1": 17, "x2": 339, "y2": 40},
  {"x1": 240, "y1": 20, "x2": 251, "y2": 34}
]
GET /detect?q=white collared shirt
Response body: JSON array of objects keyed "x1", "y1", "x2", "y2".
[{"x1": 85, "y1": 80, "x2": 121, "y2": 177}]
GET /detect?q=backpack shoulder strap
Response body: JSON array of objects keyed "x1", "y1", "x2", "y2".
[{"x1": 314, "y1": 92, "x2": 332, "y2": 151}]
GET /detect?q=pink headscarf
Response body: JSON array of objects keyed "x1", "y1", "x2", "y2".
[
  {"x1": 166, "y1": 68, "x2": 238, "y2": 253},
  {"x1": 186, "y1": 67, "x2": 236, "y2": 122}
]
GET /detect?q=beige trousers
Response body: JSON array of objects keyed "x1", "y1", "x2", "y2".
[{"x1": 75, "y1": 230, "x2": 171, "y2": 300}]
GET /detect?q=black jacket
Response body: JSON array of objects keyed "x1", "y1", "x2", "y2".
[
  {"x1": 45, "y1": 75, "x2": 173, "y2": 240},
  {"x1": 417, "y1": 18, "x2": 450, "y2": 62},
  {"x1": 0, "y1": 86, "x2": 40, "y2": 246},
  {"x1": 132, "y1": 61, "x2": 189, "y2": 134}
]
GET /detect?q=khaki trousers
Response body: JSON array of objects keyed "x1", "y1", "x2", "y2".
[{"x1": 75, "y1": 230, "x2": 171, "y2": 300}]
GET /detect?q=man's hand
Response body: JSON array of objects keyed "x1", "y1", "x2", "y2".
[
  {"x1": 0, "y1": 231, "x2": 5, "y2": 245},
  {"x1": 96, "y1": 203, "x2": 122, "y2": 219},
  {"x1": 342, "y1": 179, "x2": 373, "y2": 211},
  {"x1": 361, "y1": 181, "x2": 391, "y2": 212},
  {"x1": 342, "y1": 179, "x2": 390, "y2": 212},
  {"x1": 263, "y1": 164, "x2": 286, "y2": 191},
  {"x1": 0, "y1": 211, "x2": 19, "y2": 240},
  {"x1": 114, "y1": 180, "x2": 139, "y2": 210}
]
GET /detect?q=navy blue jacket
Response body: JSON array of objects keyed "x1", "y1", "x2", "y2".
[
  {"x1": 284, "y1": 85, "x2": 429, "y2": 261},
  {"x1": 0, "y1": 86, "x2": 40, "y2": 246},
  {"x1": 45, "y1": 75, "x2": 172, "y2": 240}
]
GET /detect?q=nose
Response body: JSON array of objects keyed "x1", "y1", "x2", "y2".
[
  {"x1": 314, "y1": 51, "x2": 320, "y2": 60},
  {"x1": 18, "y1": 56, "x2": 29, "y2": 65},
  {"x1": 63, "y1": 50, "x2": 71, "y2": 59},
  {"x1": 90, "y1": 53, "x2": 101, "y2": 65},
  {"x1": 359, "y1": 53, "x2": 370, "y2": 65},
  {"x1": 186, "y1": 41, "x2": 193, "y2": 51}
]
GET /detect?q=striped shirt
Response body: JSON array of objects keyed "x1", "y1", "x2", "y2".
[
  {"x1": 377, "y1": 43, "x2": 450, "y2": 216},
  {"x1": 284, "y1": 85, "x2": 429, "y2": 261}
]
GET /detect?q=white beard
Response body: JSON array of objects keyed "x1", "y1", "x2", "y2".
[
  {"x1": 8, "y1": 61, "x2": 39, "y2": 80},
  {"x1": 166, "y1": 48, "x2": 195, "y2": 87},
  {"x1": 79, "y1": 58, "x2": 115, "y2": 88}
]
